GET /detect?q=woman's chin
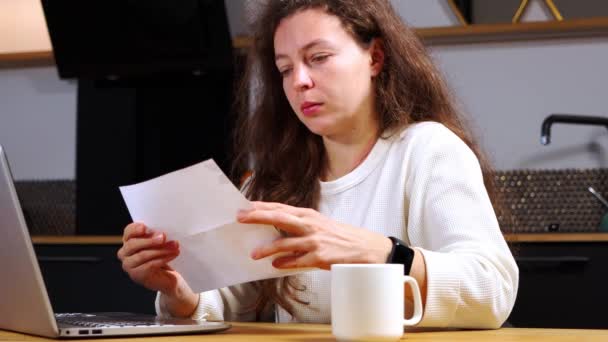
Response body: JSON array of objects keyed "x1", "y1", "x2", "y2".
[
  {"x1": 302, "y1": 119, "x2": 338, "y2": 137},
  {"x1": 305, "y1": 125, "x2": 334, "y2": 137}
]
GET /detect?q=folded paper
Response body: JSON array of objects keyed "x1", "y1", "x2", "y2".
[{"x1": 120, "y1": 160, "x2": 309, "y2": 292}]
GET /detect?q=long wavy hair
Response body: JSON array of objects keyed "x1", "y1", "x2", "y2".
[{"x1": 231, "y1": 0, "x2": 501, "y2": 319}]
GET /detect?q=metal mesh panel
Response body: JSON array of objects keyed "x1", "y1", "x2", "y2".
[
  {"x1": 494, "y1": 169, "x2": 608, "y2": 233},
  {"x1": 10, "y1": 169, "x2": 608, "y2": 235},
  {"x1": 13, "y1": 180, "x2": 76, "y2": 235}
]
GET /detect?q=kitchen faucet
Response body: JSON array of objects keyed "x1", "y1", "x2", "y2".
[{"x1": 540, "y1": 114, "x2": 608, "y2": 145}]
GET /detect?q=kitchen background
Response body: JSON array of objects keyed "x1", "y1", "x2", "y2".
[
  {"x1": 1, "y1": 0, "x2": 607, "y2": 181},
  {"x1": 1, "y1": 0, "x2": 608, "y2": 328}
]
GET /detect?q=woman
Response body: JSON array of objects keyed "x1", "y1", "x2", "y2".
[{"x1": 117, "y1": 0, "x2": 518, "y2": 329}]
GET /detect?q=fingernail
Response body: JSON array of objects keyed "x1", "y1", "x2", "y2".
[
  {"x1": 154, "y1": 233, "x2": 164, "y2": 241},
  {"x1": 250, "y1": 249, "x2": 258, "y2": 259}
]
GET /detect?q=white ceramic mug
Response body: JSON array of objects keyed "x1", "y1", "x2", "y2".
[{"x1": 331, "y1": 264, "x2": 423, "y2": 342}]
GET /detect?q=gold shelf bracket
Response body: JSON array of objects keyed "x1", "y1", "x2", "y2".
[
  {"x1": 513, "y1": 0, "x2": 564, "y2": 23},
  {"x1": 446, "y1": 0, "x2": 469, "y2": 26}
]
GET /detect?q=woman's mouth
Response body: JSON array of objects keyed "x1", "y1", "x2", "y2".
[{"x1": 301, "y1": 102, "x2": 323, "y2": 116}]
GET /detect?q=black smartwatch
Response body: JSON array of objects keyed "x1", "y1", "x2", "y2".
[{"x1": 386, "y1": 236, "x2": 415, "y2": 275}]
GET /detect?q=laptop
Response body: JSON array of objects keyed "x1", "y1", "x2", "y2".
[{"x1": 0, "y1": 145, "x2": 231, "y2": 338}]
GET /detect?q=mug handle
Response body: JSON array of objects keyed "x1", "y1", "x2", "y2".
[{"x1": 402, "y1": 275, "x2": 423, "y2": 326}]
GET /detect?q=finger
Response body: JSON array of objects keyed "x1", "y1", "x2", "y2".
[
  {"x1": 121, "y1": 233, "x2": 168, "y2": 258},
  {"x1": 118, "y1": 234, "x2": 172, "y2": 260},
  {"x1": 251, "y1": 237, "x2": 314, "y2": 260},
  {"x1": 237, "y1": 209, "x2": 309, "y2": 235},
  {"x1": 160, "y1": 264, "x2": 176, "y2": 272},
  {"x1": 253, "y1": 201, "x2": 319, "y2": 218},
  {"x1": 272, "y1": 252, "x2": 324, "y2": 269},
  {"x1": 248, "y1": 202, "x2": 310, "y2": 217},
  {"x1": 128, "y1": 254, "x2": 179, "y2": 283},
  {"x1": 122, "y1": 243, "x2": 180, "y2": 270},
  {"x1": 123, "y1": 222, "x2": 148, "y2": 242}
]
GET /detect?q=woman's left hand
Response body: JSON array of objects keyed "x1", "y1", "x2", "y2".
[{"x1": 237, "y1": 201, "x2": 393, "y2": 270}]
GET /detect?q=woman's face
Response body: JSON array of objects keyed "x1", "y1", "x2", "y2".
[{"x1": 273, "y1": 9, "x2": 382, "y2": 139}]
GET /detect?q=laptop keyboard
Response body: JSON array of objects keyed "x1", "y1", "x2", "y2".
[{"x1": 55, "y1": 313, "x2": 167, "y2": 328}]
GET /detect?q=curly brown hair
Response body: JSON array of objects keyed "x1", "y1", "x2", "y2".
[{"x1": 231, "y1": 0, "x2": 500, "y2": 319}]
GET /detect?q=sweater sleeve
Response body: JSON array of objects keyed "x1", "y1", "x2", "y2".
[
  {"x1": 404, "y1": 125, "x2": 519, "y2": 329},
  {"x1": 155, "y1": 281, "x2": 274, "y2": 322}
]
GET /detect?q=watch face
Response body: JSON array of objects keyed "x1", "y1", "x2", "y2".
[{"x1": 390, "y1": 239, "x2": 415, "y2": 275}]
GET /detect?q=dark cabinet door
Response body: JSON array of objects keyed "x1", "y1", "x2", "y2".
[
  {"x1": 508, "y1": 242, "x2": 608, "y2": 328},
  {"x1": 34, "y1": 244, "x2": 156, "y2": 314}
]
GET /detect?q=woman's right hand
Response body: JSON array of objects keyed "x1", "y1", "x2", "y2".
[{"x1": 117, "y1": 223, "x2": 199, "y2": 317}]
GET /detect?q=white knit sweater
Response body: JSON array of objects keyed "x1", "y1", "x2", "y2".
[{"x1": 156, "y1": 121, "x2": 519, "y2": 329}]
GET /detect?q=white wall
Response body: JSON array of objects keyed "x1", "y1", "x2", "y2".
[
  {"x1": 1, "y1": 1, "x2": 607, "y2": 180},
  {"x1": 226, "y1": 0, "x2": 463, "y2": 34},
  {"x1": 432, "y1": 38, "x2": 608, "y2": 170},
  {"x1": 0, "y1": 67, "x2": 76, "y2": 180},
  {"x1": 0, "y1": 0, "x2": 73, "y2": 180}
]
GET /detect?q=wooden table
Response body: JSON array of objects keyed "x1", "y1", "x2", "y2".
[
  {"x1": 2, "y1": 323, "x2": 608, "y2": 341},
  {"x1": 29, "y1": 233, "x2": 608, "y2": 245}
]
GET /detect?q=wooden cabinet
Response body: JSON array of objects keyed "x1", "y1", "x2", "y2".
[{"x1": 508, "y1": 241, "x2": 608, "y2": 328}]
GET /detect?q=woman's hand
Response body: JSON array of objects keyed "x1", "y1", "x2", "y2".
[
  {"x1": 116, "y1": 223, "x2": 198, "y2": 317},
  {"x1": 237, "y1": 201, "x2": 393, "y2": 270}
]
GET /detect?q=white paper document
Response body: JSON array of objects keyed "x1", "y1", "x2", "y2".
[{"x1": 119, "y1": 160, "x2": 309, "y2": 293}]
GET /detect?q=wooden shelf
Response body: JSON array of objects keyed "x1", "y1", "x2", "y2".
[
  {"x1": 32, "y1": 235, "x2": 122, "y2": 245},
  {"x1": 505, "y1": 233, "x2": 608, "y2": 243},
  {"x1": 417, "y1": 17, "x2": 608, "y2": 45},
  {"x1": 234, "y1": 17, "x2": 608, "y2": 48},
  {"x1": 0, "y1": 50, "x2": 54, "y2": 68},
  {"x1": 3, "y1": 17, "x2": 608, "y2": 68}
]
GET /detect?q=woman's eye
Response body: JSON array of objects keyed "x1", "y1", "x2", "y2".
[
  {"x1": 311, "y1": 54, "x2": 329, "y2": 63},
  {"x1": 279, "y1": 68, "x2": 292, "y2": 77}
]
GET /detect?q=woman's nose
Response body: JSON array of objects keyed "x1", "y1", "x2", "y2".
[{"x1": 292, "y1": 64, "x2": 313, "y2": 91}]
